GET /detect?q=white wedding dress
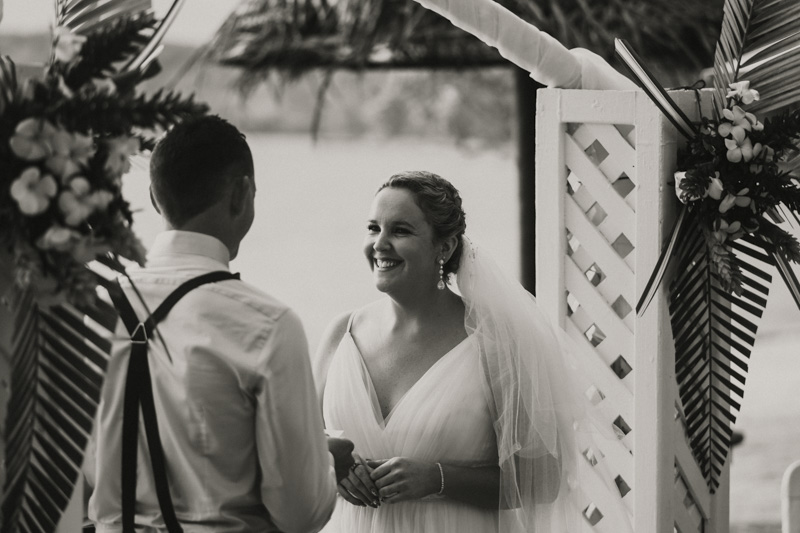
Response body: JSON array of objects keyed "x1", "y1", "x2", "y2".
[{"x1": 321, "y1": 315, "x2": 499, "y2": 533}]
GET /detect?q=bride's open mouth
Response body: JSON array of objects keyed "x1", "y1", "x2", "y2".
[{"x1": 374, "y1": 258, "x2": 403, "y2": 271}]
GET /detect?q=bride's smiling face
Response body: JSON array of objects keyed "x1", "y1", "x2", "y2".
[{"x1": 364, "y1": 187, "x2": 440, "y2": 295}]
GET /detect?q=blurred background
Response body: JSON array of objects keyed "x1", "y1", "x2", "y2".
[{"x1": 2, "y1": 1, "x2": 798, "y2": 531}]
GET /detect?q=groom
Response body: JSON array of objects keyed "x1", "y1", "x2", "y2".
[{"x1": 84, "y1": 115, "x2": 353, "y2": 533}]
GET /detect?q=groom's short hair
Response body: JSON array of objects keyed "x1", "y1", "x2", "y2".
[{"x1": 150, "y1": 115, "x2": 254, "y2": 226}]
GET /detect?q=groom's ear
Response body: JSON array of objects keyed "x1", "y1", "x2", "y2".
[
  {"x1": 228, "y1": 174, "x2": 249, "y2": 216},
  {"x1": 149, "y1": 186, "x2": 162, "y2": 215}
]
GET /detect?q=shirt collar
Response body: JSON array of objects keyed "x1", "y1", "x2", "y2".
[{"x1": 148, "y1": 230, "x2": 231, "y2": 268}]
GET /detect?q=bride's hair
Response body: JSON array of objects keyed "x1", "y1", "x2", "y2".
[{"x1": 378, "y1": 171, "x2": 466, "y2": 279}]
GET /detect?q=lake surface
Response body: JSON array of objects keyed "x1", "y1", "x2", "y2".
[{"x1": 124, "y1": 133, "x2": 799, "y2": 529}]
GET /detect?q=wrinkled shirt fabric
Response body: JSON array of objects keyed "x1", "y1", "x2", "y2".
[{"x1": 85, "y1": 230, "x2": 336, "y2": 533}]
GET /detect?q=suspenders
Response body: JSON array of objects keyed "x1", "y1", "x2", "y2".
[{"x1": 108, "y1": 271, "x2": 240, "y2": 533}]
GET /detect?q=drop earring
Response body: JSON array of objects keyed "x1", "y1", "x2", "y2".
[{"x1": 437, "y1": 258, "x2": 445, "y2": 290}]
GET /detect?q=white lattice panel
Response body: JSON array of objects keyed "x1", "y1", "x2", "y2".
[{"x1": 535, "y1": 89, "x2": 728, "y2": 533}]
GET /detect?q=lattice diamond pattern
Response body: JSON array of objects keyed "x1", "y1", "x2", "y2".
[{"x1": 539, "y1": 90, "x2": 722, "y2": 532}]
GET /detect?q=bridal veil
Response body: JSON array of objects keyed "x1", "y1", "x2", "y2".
[{"x1": 457, "y1": 236, "x2": 631, "y2": 532}]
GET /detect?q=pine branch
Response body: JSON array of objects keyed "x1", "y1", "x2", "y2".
[{"x1": 61, "y1": 12, "x2": 158, "y2": 91}]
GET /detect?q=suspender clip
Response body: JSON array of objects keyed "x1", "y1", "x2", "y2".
[{"x1": 131, "y1": 323, "x2": 148, "y2": 344}]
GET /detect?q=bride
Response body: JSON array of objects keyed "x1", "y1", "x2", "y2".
[{"x1": 315, "y1": 171, "x2": 593, "y2": 532}]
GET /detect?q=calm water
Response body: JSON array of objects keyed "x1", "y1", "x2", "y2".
[{"x1": 125, "y1": 133, "x2": 799, "y2": 528}]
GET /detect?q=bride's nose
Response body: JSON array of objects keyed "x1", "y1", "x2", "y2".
[{"x1": 373, "y1": 230, "x2": 391, "y2": 251}]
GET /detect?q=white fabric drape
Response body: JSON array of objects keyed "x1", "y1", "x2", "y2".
[
  {"x1": 413, "y1": 0, "x2": 636, "y2": 91},
  {"x1": 457, "y1": 237, "x2": 632, "y2": 532}
]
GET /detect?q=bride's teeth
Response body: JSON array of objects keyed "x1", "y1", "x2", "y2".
[{"x1": 376, "y1": 259, "x2": 398, "y2": 268}]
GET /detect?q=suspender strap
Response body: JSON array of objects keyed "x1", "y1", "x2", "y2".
[{"x1": 108, "y1": 271, "x2": 240, "y2": 533}]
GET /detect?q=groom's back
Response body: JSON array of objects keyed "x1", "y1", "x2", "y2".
[{"x1": 85, "y1": 231, "x2": 334, "y2": 533}]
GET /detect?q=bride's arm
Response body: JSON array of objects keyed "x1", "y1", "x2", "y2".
[
  {"x1": 366, "y1": 458, "x2": 501, "y2": 509},
  {"x1": 312, "y1": 312, "x2": 351, "y2": 412}
]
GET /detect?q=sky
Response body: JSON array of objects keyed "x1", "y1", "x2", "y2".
[{"x1": 0, "y1": 0, "x2": 239, "y2": 45}]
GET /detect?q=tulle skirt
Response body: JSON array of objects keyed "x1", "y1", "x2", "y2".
[{"x1": 321, "y1": 497, "x2": 498, "y2": 533}]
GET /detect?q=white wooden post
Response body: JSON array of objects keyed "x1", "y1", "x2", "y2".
[
  {"x1": 783, "y1": 461, "x2": 800, "y2": 533},
  {"x1": 535, "y1": 88, "x2": 726, "y2": 532}
]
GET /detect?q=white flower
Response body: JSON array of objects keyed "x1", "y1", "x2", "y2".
[
  {"x1": 45, "y1": 129, "x2": 95, "y2": 179},
  {"x1": 718, "y1": 106, "x2": 762, "y2": 138},
  {"x1": 719, "y1": 189, "x2": 752, "y2": 214},
  {"x1": 36, "y1": 224, "x2": 79, "y2": 251},
  {"x1": 104, "y1": 136, "x2": 140, "y2": 179},
  {"x1": 725, "y1": 132, "x2": 757, "y2": 163},
  {"x1": 727, "y1": 81, "x2": 760, "y2": 105},
  {"x1": 10, "y1": 167, "x2": 58, "y2": 215},
  {"x1": 705, "y1": 175, "x2": 724, "y2": 200},
  {"x1": 92, "y1": 78, "x2": 117, "y2": 95},
  {"x1": 53, "y1": 26, "x2": 87, "y2": 64},
  {"x1": 58, "y1": 177, "x2": 95, "y2": 226},
  {"x1": 9, "y1": 118, "x2": 58, "y2": 161},
  {"x1": 713, "y1": 219, "x2": 744, "y2": 244}
]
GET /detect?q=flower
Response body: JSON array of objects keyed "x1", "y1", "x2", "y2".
[
  {"x1": 727, "y1": 81, "x2": 760, "y2": 105},
  {"x1": 718, "y1": 106, "x2": 762, "y2": 138},
  {"x1": 725, "y1": 132, "x2": 757, "y2": 163},
  {"x1": 10, "y1": 167, "x2": 58, "y2": 215},
  {"x1": 9, "y1": 118, "x2": 57, "y2": 161},
  {"x1": 719, "y1": 188, "x2": 752, "y2": 214},
  {"x1": 705, "y1": 174, "x2": 724, "y2": 200},
  {"x1": 46, "y1": 129, "x2": 95, "y2": 179},
  {"x1": 58, "y1": 177, "x2": 96, "y2": 226},
  {"x1": 53, "y1": 26, "x2": 87, "y2": 64},
  {"x1": 104, "y1": 136, "x2": 140, "y2": 179},
  {"x1": 713, "y1": 219, "x2": 745, "y2": 244},
  {"x1": 93, "y1": 78, "x2": 117, "y2": 94},
  {"x1": 36, "y1": 224, "x2": 79, "y2": 251}
]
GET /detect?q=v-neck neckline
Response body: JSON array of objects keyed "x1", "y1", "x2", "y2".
[{"x1": 346, "y1": 332, "x2": 470, "y2": 429}]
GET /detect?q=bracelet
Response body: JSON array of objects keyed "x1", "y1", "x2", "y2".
[{"x1": 435, "y1": 462, "x2": 445, "y2": 495}]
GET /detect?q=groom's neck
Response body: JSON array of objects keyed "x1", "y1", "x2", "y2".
[{"x1": 164, "y1": 208, "x2": 241, "y2": 260}]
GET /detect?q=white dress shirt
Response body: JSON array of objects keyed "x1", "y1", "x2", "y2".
[{"x1": 85, "y1": 230, "x2": 336, "y2": 533}]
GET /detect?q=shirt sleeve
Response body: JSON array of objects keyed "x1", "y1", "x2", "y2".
[{"x1": 254, "y1": 309, "x2": 337, "y2": 533}]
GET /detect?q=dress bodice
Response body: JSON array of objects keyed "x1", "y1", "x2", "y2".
[{"x1": 321, "y1": 321, "x2": 499, "y2": 532}]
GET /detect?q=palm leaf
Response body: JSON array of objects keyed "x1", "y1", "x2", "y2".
[
  {"x1": 713, "y1": 0, "x2": 800, "y2": 116},
  {"x1": 54, "y1": 0, "x2": 189, "y2": 79},
  {"x1": 55, "y1": 0, "x2": 152, "y2": 35},
  {"x1": 1, "y1": 261, "x2": 122, "y2": 533},
  {"x1": 669, "y1": 226, "x2": 772, "y2": 492}
]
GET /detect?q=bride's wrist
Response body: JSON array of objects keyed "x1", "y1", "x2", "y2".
[{"x1": 431, "y1": 462, "x2": 445, "y2": 497}]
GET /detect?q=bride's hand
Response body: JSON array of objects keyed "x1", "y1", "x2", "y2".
[
  {"x1": 366, "y1": 457, "x2": 440, "y2": 503},
  {"x1": 337, "y1": 453, "x2": 381, "y2": 508}
]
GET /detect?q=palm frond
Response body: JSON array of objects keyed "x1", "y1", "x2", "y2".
[
  {"x1": 713, "y1": 0, "x2": 800, "y2": 116},
  {"x1": 669, "y1": 227, "x2": 772, "y2": 492},
  {"x1": 0, "y1": 57, "x2": 17, "y2": 117},
  {"x1": 1, "y1": 261, "x2": 122, "y2": 533},
  {"x1": 55, "y1": 0, "x2": 152, "y2": 35}
]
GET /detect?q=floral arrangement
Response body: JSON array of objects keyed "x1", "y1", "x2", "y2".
[
  {"x1": 0, "y1": 13, "x2": 207, "y2": 307},
  {"x1": 673, "y1": 80, "x2": 800, "y2": 295}
]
